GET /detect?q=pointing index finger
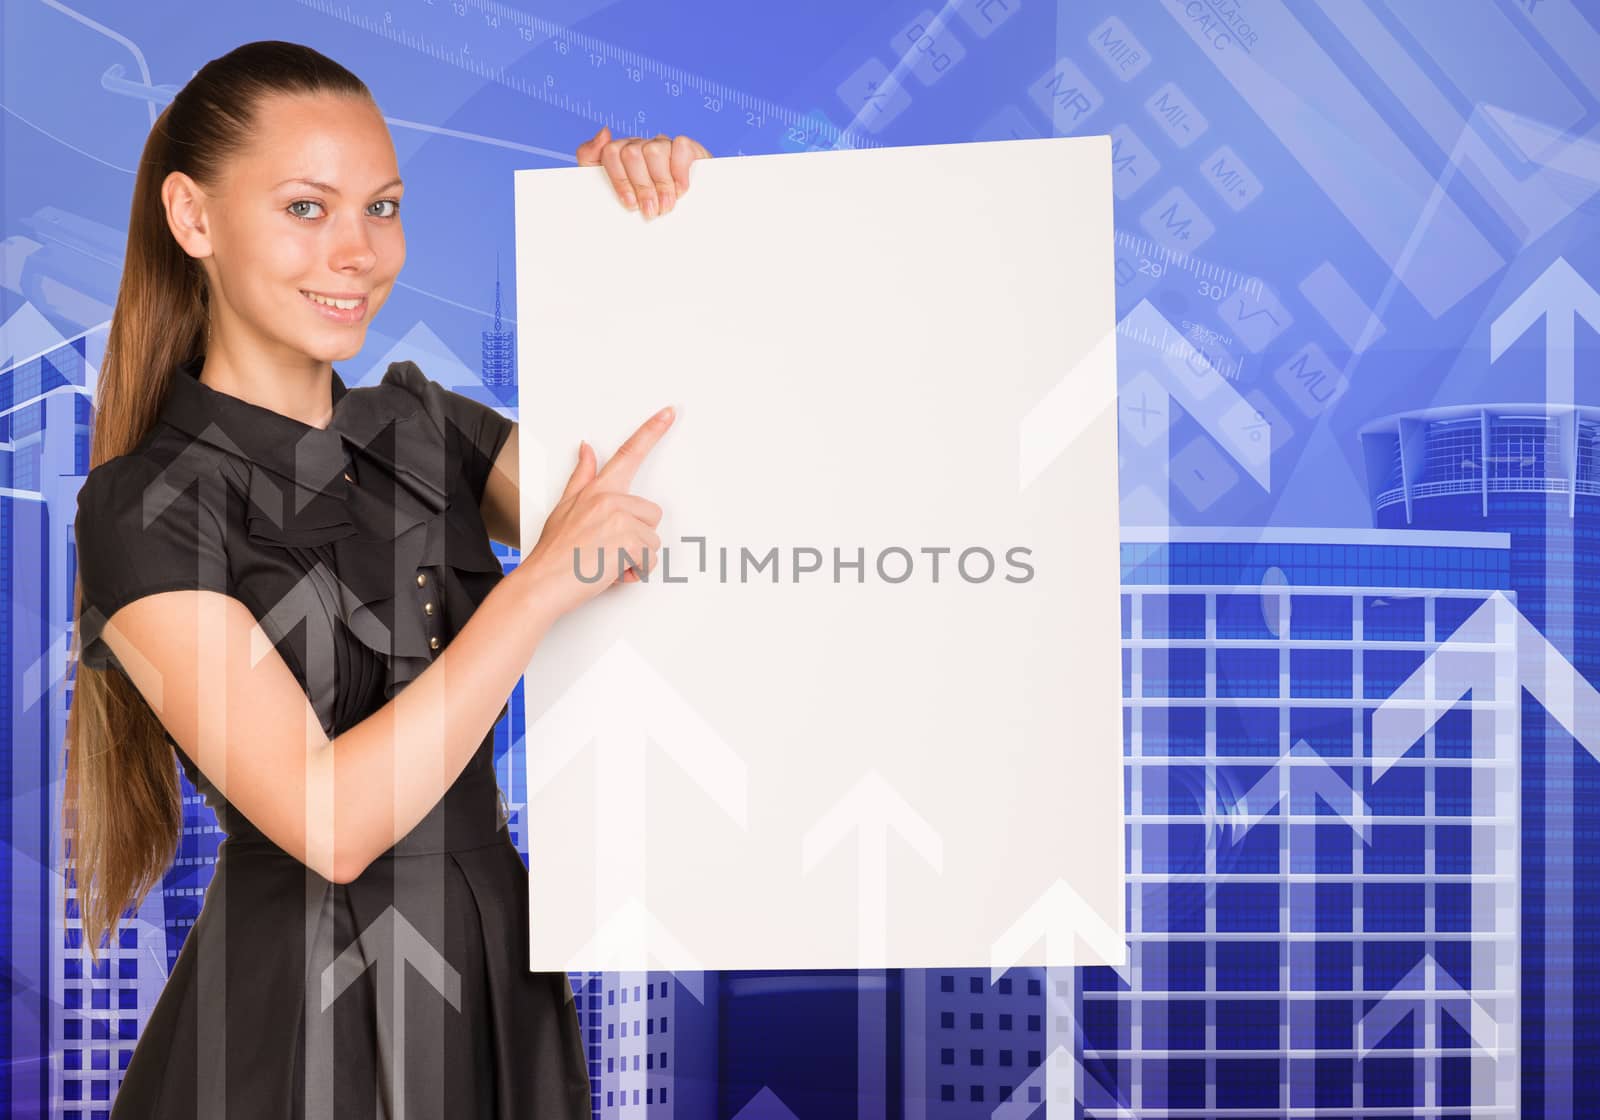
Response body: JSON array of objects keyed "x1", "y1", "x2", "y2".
[{"x1": 594, "y1": 406, "x2": 676, "y2": 491}]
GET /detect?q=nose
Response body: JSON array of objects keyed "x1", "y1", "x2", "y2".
[{"x1": 329, "y1": 213, "x2": 379, "y2": 274}]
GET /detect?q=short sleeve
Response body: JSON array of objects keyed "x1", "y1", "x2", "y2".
[
  {"x1": 74, "y1": 455, "x2": 232, "y2": 672},
  {"x1": 381, "y1": 361, "x2": 515, "y2": 505}
]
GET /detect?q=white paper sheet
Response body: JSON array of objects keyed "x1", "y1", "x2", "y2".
[{"x1": 512, "y1": 135, "x2": 1124, "y2": 972}]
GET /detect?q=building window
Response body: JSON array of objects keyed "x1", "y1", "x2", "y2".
[
  {"x1": 1216, "y1": 647, "x2": 1279, "y2": 698},
  {"x1": 1290, "y1": 594, "x2": 1352, "y2": 640}
]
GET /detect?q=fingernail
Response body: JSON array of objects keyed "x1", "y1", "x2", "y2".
[
  {"x1": 642, "y1": 197, "x2": 657, "y2": 219},
  {"x1": 658, "y1": 406, "x2": 674, "y2": 423},
  {"x1": 622, "y1": 192, "x2": 637, "y2": 211}
]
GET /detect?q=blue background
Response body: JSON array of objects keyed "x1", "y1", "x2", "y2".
[{"x1": 5, "y1": 0, "x2": 1600, "y2": 1115}]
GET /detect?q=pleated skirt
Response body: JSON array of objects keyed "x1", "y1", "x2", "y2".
[{"x1": 108, "y1": 831, "x2": 592, "y2": 1119}]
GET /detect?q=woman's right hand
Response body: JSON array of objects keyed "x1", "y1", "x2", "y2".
[{"x1": 518, "y1": 405, "x2": 675, "y2": 617}]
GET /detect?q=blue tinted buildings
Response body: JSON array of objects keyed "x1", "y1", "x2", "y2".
[
  {"x1": 33, "y1": 338, "x2": 148, "y2": 1118},
  {"x1": 1104, "y1": 526, "x2": 1521, "y2": 1116},
  {"x1": 903, "y1": 525, "x2": 1522, "y2": 1117},
  {"x1": 1361, "y1": 405, "x2": 1600, "y2": 1116},
  {"x1": 481, "y1": 259, "x2": 515, "y2": 395}
]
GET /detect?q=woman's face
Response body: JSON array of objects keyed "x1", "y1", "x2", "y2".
[{"x1": 182, "y1": 91, "x2": 406, "y2": 364}]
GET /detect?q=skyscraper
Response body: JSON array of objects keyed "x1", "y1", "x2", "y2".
[
  {"x1": 907, "y1": 525, "x2": 1522, "y2": 1116},
  {"x1": 1360, "y1": 404, "x2": 1600, "y2": 1116},
  {"x1": 482, "y1": 255, "x2": 516, "y2": 395}
]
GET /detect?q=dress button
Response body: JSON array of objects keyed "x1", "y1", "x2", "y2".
[
  {"x1": 429, "y1": 635, "x2": 440, "y2": 651},
  {"x1": 416, "y1": 572, "x2": 428, "y2": 588},
  {"x1": 423, "y1": 601, "x2": 434, "y2": 616}
]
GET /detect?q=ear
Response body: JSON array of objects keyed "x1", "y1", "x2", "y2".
[{"x1": 162, "y1": 170, "x2": 215, "y2": 261}]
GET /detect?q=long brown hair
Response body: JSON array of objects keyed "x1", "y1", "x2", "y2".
[{"x1": 64, "y1": 41, "x2": 375, "y2": 963}]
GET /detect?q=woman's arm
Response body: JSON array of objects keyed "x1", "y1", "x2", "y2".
[
  {"x1": 97, "y1": 559, "x2": 564, "y2": 883},
  {"x1": 471, "y1": 129, "x2": 708, "y2": 547},
  {"x1": 481, "y1": 423, "x2": 519, "y2": 548}
]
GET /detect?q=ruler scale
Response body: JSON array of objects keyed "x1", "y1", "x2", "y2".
[
  {"x1": 296, "y1": 0, "x2": 882, "y2": 153},
  {"x1": 300, "y1": 0, "x2": 1270, "y2": 385},
  {"x1": 1112, "y1": 229, "x2": 1268, "y2": 383},
  {"x1": 1115, "y1": 314, "x2": 1249, "y2": 386},
  {"x1": 1114, "y1": 229, "x2": 1264, "y2": 302}
]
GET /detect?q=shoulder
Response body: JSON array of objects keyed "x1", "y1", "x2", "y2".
[
  {"x1": 76, "y1": 432, "x2": 233, "y2": 533},
  {"x1": 378, "y1": 358, "x2": 432, "y2": 398},
  {"x1": 76, "y1": 445, "x2": 162, "y2": 530},
  {"x1": 75, "y1": 438, "x2": 232, "y2": 576},
  {"x1": 376, "y1": 361, "x2": 512, "y2": 435},
  {"x1": 373, "y1": 361, "x2": 515, "y2": 502},
  {"x1": 75, "y1": 443, "x2": 233, "y2": 670}
]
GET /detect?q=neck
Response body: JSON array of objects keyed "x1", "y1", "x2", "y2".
[{"x1": 199, "y1": 335, "x2": 338, "y2": 430}]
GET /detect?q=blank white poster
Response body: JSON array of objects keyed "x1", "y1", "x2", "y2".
[{"x1": 512, "y1": 135, "x2": 1124, "y2": 972}]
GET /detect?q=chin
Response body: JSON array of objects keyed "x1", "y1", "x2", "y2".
[
  {"x1": 301, "y1": 333, "x2": 367, "y2": 363},
  {"x1": 330, "y1": 337, "x2": 367, "y2": 362}
]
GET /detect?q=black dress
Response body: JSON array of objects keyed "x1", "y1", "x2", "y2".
[{"x1": 73, "y1": 354, "x2": 591, "y2": 1119}]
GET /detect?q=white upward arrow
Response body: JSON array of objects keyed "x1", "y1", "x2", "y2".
[
  {"x1": 563, "y1": 895, "x2": 707, "y2": 1002},
  {"x1": 526, "y1": 638, "x2": 747, "y2": 912},
  {"x1": 1489, "y1": 255, "x2": 1600, "y2": 394},
  {"x1": 1357, "y1": 950, "x2": 1511, "y2": 1112},
  {"x1": 1122, "y1": 299, "x2": 1271, "y2": 489},
  {"x1": 319, "y1": 904, "x2": 462, "y2": 1120},
  {"x1": 801, "y1": 769, "x2": 942, "y2": 1120},
  {"x1": 1371, "y1": 590, "x2": 1600, "y2": 783},
  {"x1": 988, "y1": 878, "x2": 1127, "y2": 979},
  {"x1": 989, "y1": 879, "x2": 1128, "y2": 1117},
  {"x1": 730, "y1": 1085, "x2": 802, "y2": 1119},
  {"x1": 1359, "y1": 951, "x2": 1503, "y2": 1059},
  {"x1": 1025, "y1": 298, "x2": 1271, "y2": 498},
  {"x1": 1222, "y1": 738, "x2": 1373, "y2": 844},
  {"x1": 0, "y1": 302, "x2": 77, "y2": 378},
  {"x1": 800, "y1": 768, "x2": 944, "y2": 966},
  {"x1": 1366, "y1": 593, "x2": 1563, "y2": 1112},
  {"x1": 256, "y1": 563, "x2": 377, "y2": 737}
]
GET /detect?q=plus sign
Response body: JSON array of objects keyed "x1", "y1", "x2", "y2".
[{"x1": 1124, "y1": 391, "x2": 1161, "y2": 429}]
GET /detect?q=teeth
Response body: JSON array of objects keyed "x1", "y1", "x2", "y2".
[{"x1": 302, "y1": 291, "x2": 362, "y2": 310}]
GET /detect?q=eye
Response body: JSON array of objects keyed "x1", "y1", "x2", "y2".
[{"x1": 286, "y1": 198, "x2": 402, "y2": 221}]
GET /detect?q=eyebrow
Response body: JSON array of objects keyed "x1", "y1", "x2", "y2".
[{"x1": 274, "y1": 176, "x2": 405, "y2": 195}]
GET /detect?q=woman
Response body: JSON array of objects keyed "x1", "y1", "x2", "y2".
[{"x1": 64, "y1": 39, "x2": 703, "y2": 1118}]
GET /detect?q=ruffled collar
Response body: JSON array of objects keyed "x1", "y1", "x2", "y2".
[
  {"x1": 159, "y1": 353, "x2": 437, "y2": 514},
  {"x1": 154, "y1": 353, "x2": 499, "y2": 720}
]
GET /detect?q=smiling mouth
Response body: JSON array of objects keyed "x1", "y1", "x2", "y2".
[
  {"x1": 299, "y1": 289, "x2": 369, "y2": 323},
  {"x1": 300, "y1": 290, "x2": 367, "y2": 309}
]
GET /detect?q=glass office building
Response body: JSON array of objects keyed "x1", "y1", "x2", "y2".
[
  {"x1": 1360, "y1": 405, "x2": 1600, "y2": 1116},
  {"x1": 905, "y1": 525, "x2": 1521, "y2": 1117}
]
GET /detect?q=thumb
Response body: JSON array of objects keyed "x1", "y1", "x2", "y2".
[
  {"x1": 577, "y1": 125, "x2": 612, "y2": 165},
  {"x1": 559, "y1": 440, "x2": 596, "y2": 502}
]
